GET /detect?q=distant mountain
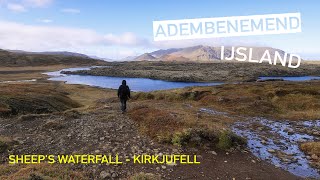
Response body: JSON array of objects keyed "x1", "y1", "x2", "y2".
[
  {"x1": 169, "y1": 45, "x2": 221, "y2": 61},
  {"x1": 150, "y1": 48, "x2": 182, "y2": 58},
  {"x1": 135, "y1": 45, "x2": 287, "y2": 62},
  {"x1": 9, "y1": 50, "x2": 90, "y2": 58},
  {"x1": 89, "y1": 55, "x2": 113, "y2": 61},
  {"x1": 159, "y1": 54, "x2": 189, "y2": 61},
  {"x1": 121, "y1": 56, "x2": 138, "y2": 61},
  {"x1": 134, "y1": 53, "x2": 156, "y2": 61},
  {"x1": 0, "y1": 49, "x2": 106, "y2": 67}
]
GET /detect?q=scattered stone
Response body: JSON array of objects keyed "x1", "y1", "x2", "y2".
[
  {"x1": 311, "y1": 154, "x2": 318, "y2": 160},
  {"x1": 209, "y1": 151, "x2": 217, "y2": 155},
  {"x1": 161, "y1": 165, "x2": 167, "y2": 169},
  {"x1": 306, "y1": 156, "x2": 311, "y2": 160},
  {"x1": 111, "y1": 172, "x2": 118, "y2": 178},
  {"x1": 257, "y1": 127, "x2": 264, "y2": 131},
  {"x1": 298, "y1": 139, "x2": 306, "y2": 143},
  {"x1": 268, "y1": 149, "x2": 276, "y2": 153},
  {"x1": 312, "y1": 131, "x2": 320, "y2": 136},
  {"x1": 100, "y1": 171, "x2": 111, "y2": 179},
  {"x1": 167, "y1": 162, "x2": 177, "y2": 166}
]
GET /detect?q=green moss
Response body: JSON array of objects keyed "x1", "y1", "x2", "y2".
[
  {"x1": 217, "y1": 131, "x2": 246, "y2": 150},
  {"x1": 171, "y1": 131, "x2": 190, "y2": 147},
  {"x1": 217, "y1": 131, "x2": 232, "y2": 150}
]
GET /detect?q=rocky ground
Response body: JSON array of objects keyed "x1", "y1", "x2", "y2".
[
  {"x1": 0, "y1": 105, "x2": 180, "y2": 179},
  {"x1": 0, "y1": 81, "x2": 301, "y2": 180}
]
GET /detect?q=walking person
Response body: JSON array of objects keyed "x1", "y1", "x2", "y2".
[{"x1": 117, "y1": 80, "x2": 130, "y2": 113}]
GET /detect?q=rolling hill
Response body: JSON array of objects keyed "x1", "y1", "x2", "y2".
[{"x1": 0, "y1": 49, "x2": 106, "y2": 67}]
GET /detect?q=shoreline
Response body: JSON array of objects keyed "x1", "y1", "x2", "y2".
[{"x1": 61, "y1": 61, "x2": 320, "y2": 83}]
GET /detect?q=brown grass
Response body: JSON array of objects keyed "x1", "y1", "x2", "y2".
[
  {"x1": 0, "y1": 83, "x2": 82, "y2": 116},
  {"x1": 300, "y1": 142, "x2": 320, "y2": 156},
  {"x1": 129, "y1": 105, "x2": 185, "y2": 139},
  {"x1": 0, "y1": 65, "x2": 73, "y2": 81},
  {"x1": 132, "y1": 81, "x2": 320, "y2": 120},
  {"x1": 128, "y1": 100, "x2": 240, "y2": 148},
  {"x1": 0, "y1": 163, "x2": 87, "y2": 180}
]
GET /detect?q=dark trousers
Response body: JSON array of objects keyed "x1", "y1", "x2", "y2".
[{"x1": 120, "y1": 98, "x2": 127, "y2": 112}]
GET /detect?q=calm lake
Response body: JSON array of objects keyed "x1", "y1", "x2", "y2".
[
  {"x1": 44, "y1": 67, "x2": 223, "y2": 92},
  {"x1": 44, "y1": 67, "x2": 320, "y2": 92}
]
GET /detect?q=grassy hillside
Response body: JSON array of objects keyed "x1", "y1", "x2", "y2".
[
  {"x1": 0, "y1": 83, "x2": 81, "y2": 116},
  {"x1": 0, "y1": 49, "x2": 106, "y2": 67}
]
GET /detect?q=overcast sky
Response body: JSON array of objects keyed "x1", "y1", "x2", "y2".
[{"x1": 0, "y1": 0, "x2": 319, "y2": 60}]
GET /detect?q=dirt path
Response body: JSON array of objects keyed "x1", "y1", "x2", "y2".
[{"x1": 168, "y1": 149, "x2": 300, "y2": 180}]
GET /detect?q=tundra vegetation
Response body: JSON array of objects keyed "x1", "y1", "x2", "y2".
[{"x1": 0, "y1": 58, "x2": 319, "y2": 179}]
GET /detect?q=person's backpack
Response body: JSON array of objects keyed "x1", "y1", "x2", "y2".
[{"x1": 119, "y1": 85, "x2": 130, "y2": 98}]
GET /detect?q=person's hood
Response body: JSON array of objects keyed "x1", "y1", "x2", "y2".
[{"x1": 122, "y1": 80, "x2": 126, "y2": 85}]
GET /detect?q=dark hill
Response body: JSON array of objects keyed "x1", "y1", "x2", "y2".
[{"x1": 0, "y1": 49, "x2": 105, "y2": 67}]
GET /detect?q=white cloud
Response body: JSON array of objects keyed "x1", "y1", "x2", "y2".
[
  {"x1": 23, "y1": 0, "x2": 52, "y2": 7},
  {"x1": 0, "y1": 20, "x2": 149, "y2": 58},
  {"x1": 6, "y1": 3, "x2": 26, "y2": 12},
  {"x1": 1, "y1": 0, "x2": 52, "y2": 12},
  {"x1": 37, "y1": 19, "x2": 53, "y2": 23},
  {"x1": 61, "y1": 8, "x2": 80, "y2": 14},
  {"x1": 104, "y1": 32, "x2": 149, "y2": 46}
]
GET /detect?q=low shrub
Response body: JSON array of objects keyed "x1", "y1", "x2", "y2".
[{"x1": 217, "y1": 130, "x2": 247, "y2": 150}]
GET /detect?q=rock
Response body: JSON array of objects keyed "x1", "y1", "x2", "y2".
[
  {"x1": 111, "y1": 172, "x2": 118, "y2": 178},
  {"x1": 268, "y1": 149, "x2": 276, "y2": 153},
  {"x1": 257, "y1": 127, "x2": 264, "y2": 131},
  {"x1": 311, "y1": 154, "x2": 319, "y2": 160},
  {"x1": 287, "y1": 131, "x2": 294, "y2": 135},
  {"x1": 242, "y1": 150, "x2": 249, "y2": 153},
  {"x1": 251, "y1": 160, "x2": 256, "y2": 163},
  {"x1": 161, "y1": 165, "x2": 166, "y2": 169},
  {"x1": 306, "y1": 156, "x2": 311, "y2": 160},
  {"x1": 273, "y1": 140, "x2": 281, "y2": 145},
  {"x1": 312, "y1": 131, "x2": 320, "y2": 136},
  {"x1": 167, "y1": 162, "x2": 177, "y2": 166},
  {"x1": 209, "y1": 151, "x2": 217, "y2": 155},
  {"x1": 100, "y1": 171, "x2": 111, "y2": 179}
]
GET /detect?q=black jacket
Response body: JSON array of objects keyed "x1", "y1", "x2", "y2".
[{"x1": 118, "y1": 84, "x2": 130, "y2": 99}]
